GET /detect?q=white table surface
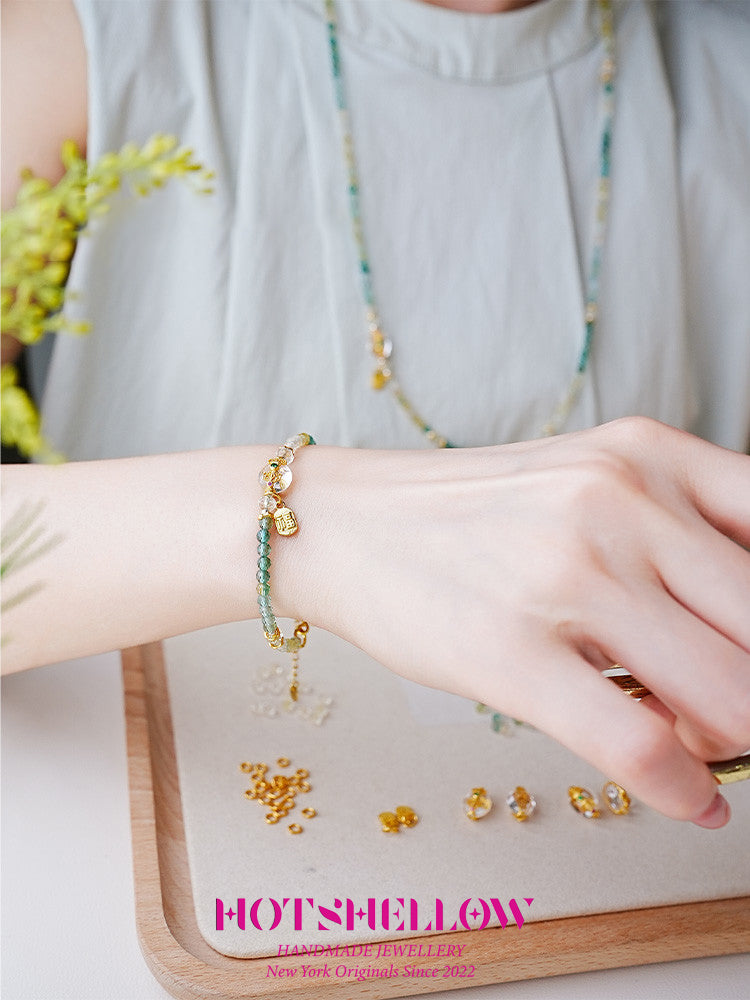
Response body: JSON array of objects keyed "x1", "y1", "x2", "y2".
[{"x1": 2, "y1": 652, "x2": 748, "y2": 1000}]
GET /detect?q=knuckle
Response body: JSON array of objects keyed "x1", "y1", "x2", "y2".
[
  {"x1": 559, "y1": 456, "x2": 644, "y2": 531},
  {"x1": 603, "y1": 415, "x2": 667, "y2": 453},
  {"x1": 721, "y1": 694, "x2": 750, "y2": 751},
  {"x1": 615, "y1": 723, "x2": 674, "y2": 786}
]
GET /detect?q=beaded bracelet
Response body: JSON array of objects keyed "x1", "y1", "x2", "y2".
[{"x1": 256, "y1": 433, "x2": 315, "y2": 701}]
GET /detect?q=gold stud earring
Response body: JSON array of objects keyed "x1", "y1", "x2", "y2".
[
  {"x1": 568, "y1": 786, "x2": 601, "y2": 818},
  {"x1": 464, "y1": 787, "x2": 493, "y2": 820},
  {"x1": 506, "y1": 786, "x2": 536, "y2": 822},
  {"x1": 603, "y1": 780, "x2": 630, "y2": 815}
]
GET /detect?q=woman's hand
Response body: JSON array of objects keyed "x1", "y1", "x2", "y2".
[
  {"x1": 4, "y1": 417, "x2": 747, "y2": 827},
  {"x1": 279, "y1": 417, "x2": 750, "y2": 829}
]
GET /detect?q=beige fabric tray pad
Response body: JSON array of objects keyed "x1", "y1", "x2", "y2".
[{"x1": 163, "y1": 622, "x2": 750, "y2": 960}]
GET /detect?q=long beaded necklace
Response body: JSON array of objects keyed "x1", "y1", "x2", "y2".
[{"x1": 324, "y1": 0, "x2": 616, "y2": 447}]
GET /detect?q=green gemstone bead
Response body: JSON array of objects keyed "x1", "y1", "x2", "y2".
[
  {"x1": 258, "y1": 556, "x2": 270, "y2": 571},
  {"x1": 257, "y1": 528, "x2": 270, "y2": 544},
  {"x1": 256, "y1": 569, "x2": 270, "y2": 584}
]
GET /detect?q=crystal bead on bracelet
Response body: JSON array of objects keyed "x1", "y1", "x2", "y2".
[{"x1": 256, "y1": 433, "x2": 315, "y2": 700}]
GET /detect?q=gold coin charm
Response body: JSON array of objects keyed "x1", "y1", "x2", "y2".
[{"x1": 273, "y1": 506, "x2": 299, "y2": 536}]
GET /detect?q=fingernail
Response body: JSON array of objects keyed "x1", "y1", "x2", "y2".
[{"x1": 693, "y1": 793, "x2": 730, "y2": 829}]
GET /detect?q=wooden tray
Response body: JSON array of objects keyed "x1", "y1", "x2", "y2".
[{"x1": 123, "y1": 642, "x2": 750, "y2": 1000}]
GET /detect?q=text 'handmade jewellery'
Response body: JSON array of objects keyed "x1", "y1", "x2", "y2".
[
  {"x1": 256, "y1": 433, "x2": 315, "y2": 700},
  {"x1": 324, "y1": 0, "x2": 616, "y2": 447}
]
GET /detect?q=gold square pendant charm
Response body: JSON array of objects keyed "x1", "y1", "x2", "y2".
[{"x1": 274, "y1": 506, "x2": 299, "y2": 536}]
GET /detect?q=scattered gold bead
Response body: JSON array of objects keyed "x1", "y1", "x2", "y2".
[
  {"x1": 464, "y1": 787, "x2": 493, "y2": 821},
  {"x1": 603, "y1": 780, "x2": 631, "y2": 815},
  {"x1": 379, "y1": 812, "x2": 401, "y2": 833},
  {"x1": 301, "y1": 807, "x2": 317, "y2": 818},
  {"x1": 568, "y1": 786, "x2": 601, "y2": 819},
  {"x1": 242, "y1": 758, "x2": 315, "y2": 832},
  {"x1": 288, "y1": 823, "x2": 303, "y2": 835},
  {"x1": 395, "y1": 805, "x2": 419, "y2": 828},
  {"x1": 506, "y1": 786, "x2": 536, "y2": 822}
]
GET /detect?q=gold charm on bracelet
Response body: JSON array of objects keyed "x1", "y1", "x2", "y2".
[{"x1": 273, "y1": 506, "x2": 299, "y2": 536}]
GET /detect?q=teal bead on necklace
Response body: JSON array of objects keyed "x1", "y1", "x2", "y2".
[{"x1": 323, "y1": 0, "x2": 617, "y2": 446}]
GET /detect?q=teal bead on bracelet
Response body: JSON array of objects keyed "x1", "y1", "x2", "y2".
[{"x1": 255, "y1": 435, "x2": 315, "y2": 698}]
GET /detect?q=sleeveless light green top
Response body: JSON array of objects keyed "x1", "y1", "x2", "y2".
[{"x1": 37, "y1": 0, "x2": 750, "y2": 458}]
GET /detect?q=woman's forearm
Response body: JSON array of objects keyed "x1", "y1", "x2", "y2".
[{"x1": 1, "y1": 447, "x2": 276, "y2": 671}]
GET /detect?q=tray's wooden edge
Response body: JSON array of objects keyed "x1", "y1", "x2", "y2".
[{"x1": 123, "y1": 642, "x2": 750, "y2": 1000}]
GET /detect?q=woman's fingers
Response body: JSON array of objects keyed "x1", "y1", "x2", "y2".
[
  {"x1": 588, "y1": 587, "x2": 750, "y2": 758},
  {"x1": 671, "y1": 425, "x2": 750, "y2": 548},
  {"x1": 521, "y1": 650, "x2": 729, "y2": 827},
  {"x1": 648, "y1": 505, "x2": 750, "y2": 656},
  {"x1": 635, "y1": 695, "x2": 742, "y2": 769}
]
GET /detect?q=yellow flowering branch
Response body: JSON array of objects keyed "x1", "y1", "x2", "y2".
[{"x1": 1, "y1": 134, "x2": 213, "y2": 460}]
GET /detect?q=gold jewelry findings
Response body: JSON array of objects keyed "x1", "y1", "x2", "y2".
[
  {"x1": 379, "y1": 811, "x2": 401, "y2": 833},
  {"x1": 379, "y1": 806, "x2": 419, "y2": 833},
  {"x1": 464, "y1": 787, "x2": 493, "y2": 821},
  {"x1": 568, "y1": 786, "x2": 601, "y2": 819},
  {"x1": 240, "y1": 757, "x2": 314, "y2": 831},
  {"x1": 603, "y1": 780, "x2": 631, "y2": 815},
  {"x1": 256, "y1": 433, "x2": 315, "y2": 700},
  {"x1": 395, "y1": 805, "x2": 419, "y2": 828},
  {"x1": 506, "y1": 786, "x2": 536, "y2": 822}
]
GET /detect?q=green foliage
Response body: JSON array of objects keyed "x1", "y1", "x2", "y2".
[
  {"x1": 0, "y1": 499, "x2": 63, "y2": 645},
  {"x1": 1, "y1": 135, "x2": 213, "y2": 460}
]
